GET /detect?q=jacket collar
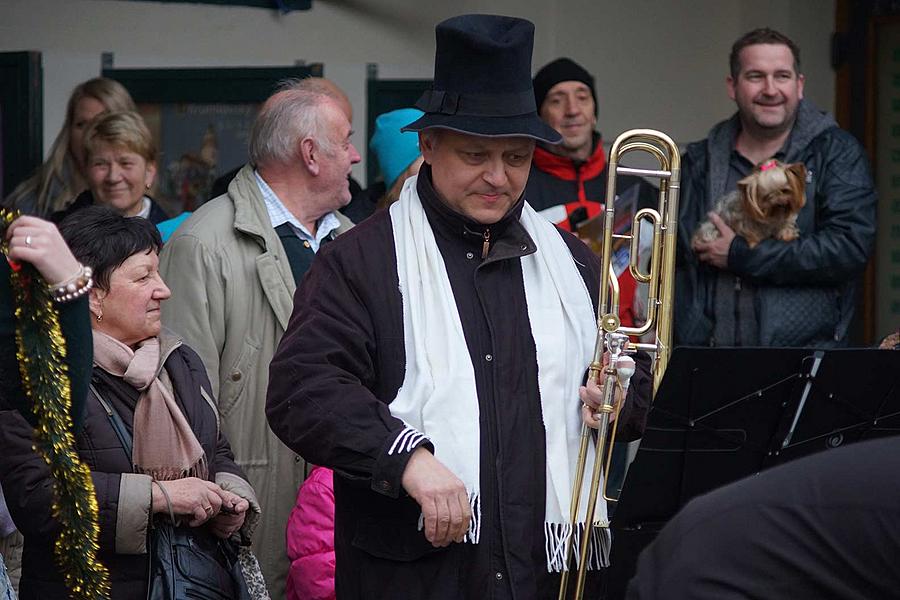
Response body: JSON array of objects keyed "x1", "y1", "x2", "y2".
[
  {"x1": 533, "y1": 132, "x2": 606, "y2": 182},
  {"x1": 415, "y1": 163, "x2": 533, "y2": 258},
  {"x1": 226, "y1": 165, "x2": 301, "y2": 331},
  {"x1": 229, "y1": 164, "x2": 284, "y2": 244},
  {"x1": 782, "y1": 99, "x2": 837, "y2": 160},
  {"x1": 70, "y1": 190, "x2": 164, "y2": 222},
  {"x1": 230, "y1": 167, "x2": 353, "y2": 331},
  {"x1": 704, "y1": 99, "x2": 837, "y2": 199},
  {"x1": 156, "y1": 328, "x2": 184, "y2": 377},
  {"x1": 231, "y1": 164, "x2": 354, "y2": 241},
  {"x1": 704, "y1": 115, "x2": 739, "y2": 202}
]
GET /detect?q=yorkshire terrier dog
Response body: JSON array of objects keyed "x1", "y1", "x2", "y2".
[{"x1": 692, "y1": 159, "x2": 807, "y2": 249}]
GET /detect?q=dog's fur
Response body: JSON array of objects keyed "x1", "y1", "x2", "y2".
[{"x1": 692, "y1": 159, "x2": 807, "y2": 249}]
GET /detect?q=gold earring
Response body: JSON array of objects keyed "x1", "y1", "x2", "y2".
[{"x1": 96, "y1": 311, "x2": 103, "y2": 323}]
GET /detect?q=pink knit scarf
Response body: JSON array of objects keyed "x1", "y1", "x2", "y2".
[{"x1": 92, "y1": 331, "x2": 207, "y2": 481}]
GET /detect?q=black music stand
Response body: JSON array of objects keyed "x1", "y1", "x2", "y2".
[{"x1": 607, "y1": 346, "x2": 900, "y2": 599}]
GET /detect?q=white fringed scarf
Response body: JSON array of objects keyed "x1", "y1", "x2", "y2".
[{"x1": 387, "y1": 176, "x2": 610, "y2": 572}]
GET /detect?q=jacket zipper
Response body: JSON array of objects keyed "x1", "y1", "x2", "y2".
[
  {"x1": 481, "y1": 228, "x2": 491, "y2": 259},
  {"x1": 576, "y1": 161, "x2": 587, "y2": 202}
]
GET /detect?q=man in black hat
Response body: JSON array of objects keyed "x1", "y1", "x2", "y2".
[
  {"x1": 266, "y1": 14, "x2": 651, "y2": 599},
  {"x1": 528, "y1": 57, "x2": 657, "y2": 329}
]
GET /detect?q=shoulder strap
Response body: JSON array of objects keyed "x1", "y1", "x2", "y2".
[
  {"x1": 91, "y1": 383, "x2": 133, "y2": 460},
  {"x1": 91, "y1": 384, "x2": 183, "y2": 529}
]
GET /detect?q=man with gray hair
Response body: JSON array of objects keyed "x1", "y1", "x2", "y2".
[{"x1": 159, "y1": 86, "x2": 359, "y2": 596}]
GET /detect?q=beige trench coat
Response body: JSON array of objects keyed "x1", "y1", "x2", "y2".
[{"x1": 159, "y1": 165, "x2": 353, "y2": 597}]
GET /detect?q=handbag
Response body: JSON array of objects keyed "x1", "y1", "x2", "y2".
[
  {"x1": 146, "y1": 520, "x2": 251, "y2": 600},
  {"x1": 93, "y1": 385, "x2": 252, "y2": 600}
]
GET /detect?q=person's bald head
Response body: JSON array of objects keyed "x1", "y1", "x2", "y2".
[{"x1": 277, "y1": 77, "x2": 353, "y2": 123}]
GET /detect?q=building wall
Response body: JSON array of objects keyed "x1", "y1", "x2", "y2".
[{"x1": 0, "y1": 0, "x2": 835, "y2": 181}]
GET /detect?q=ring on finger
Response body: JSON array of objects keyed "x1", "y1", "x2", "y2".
[
  {"x1": 204, "y1": 505, "x2": 213, "y2": 514},
  {"x1": 25, "y1": 235, "x2": 32, "y2": 247}
]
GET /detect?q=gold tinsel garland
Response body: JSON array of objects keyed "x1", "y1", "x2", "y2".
[{"x1": 1, "y1": 210, "x2": 110, "y2": 599}]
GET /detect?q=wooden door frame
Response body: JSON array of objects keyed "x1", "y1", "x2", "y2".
[{"x1": 834, "y1": 0, "x2": 900, "y2": 344}]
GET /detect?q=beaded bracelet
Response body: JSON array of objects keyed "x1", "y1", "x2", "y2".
[{"x1": 48, "y1": 264, "x2": 94, "y2": 304}]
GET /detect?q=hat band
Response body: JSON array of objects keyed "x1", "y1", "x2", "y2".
[{"x1": 416, "y1": 89, "x2": 536, "y2": 117}]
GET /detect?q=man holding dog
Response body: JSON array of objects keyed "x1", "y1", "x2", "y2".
[
  {"x1": 266, "y1": 14, "x2": 651, "y2": 599},
  {"x1": 676, "y1": 28, "x2": 876, "y2": 347}
]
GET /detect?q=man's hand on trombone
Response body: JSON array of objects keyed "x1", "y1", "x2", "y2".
[{"x1": 579, "y1": 352, "x2": 635, "y2": 429}]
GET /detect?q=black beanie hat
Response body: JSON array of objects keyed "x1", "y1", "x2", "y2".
[{"x1": 533, "y1": 57, "x2": 598, "y2": 116}]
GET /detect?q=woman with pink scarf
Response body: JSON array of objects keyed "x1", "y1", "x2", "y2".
[{"x1": 0, "y1": 206, "x2": 260, "y2": 599}]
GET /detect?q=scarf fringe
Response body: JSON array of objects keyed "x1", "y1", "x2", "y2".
[
  {"x1": 544, "y1": 521, "x2": 611, "y2": 573},
  {"x1": 467, "y1": 492, "x2": 481, "y2": 543},
  {"x1": 134, "y1": 455, "x2": 208, "y2": 482}
]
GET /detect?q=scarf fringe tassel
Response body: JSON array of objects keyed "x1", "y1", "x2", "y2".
[
  {"x1": 134, "y1": 455, "x2": 208, "y2": 483},
  {"x1": 544, "y1": 521, "x2": 611, "y2": 573}
]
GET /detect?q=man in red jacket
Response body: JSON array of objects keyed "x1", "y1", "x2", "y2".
[{"x1": 527, "y1": 58, "x2": 657, "y2": 328}]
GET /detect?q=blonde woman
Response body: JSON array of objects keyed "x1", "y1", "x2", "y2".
[
  {"x1": 4, "y1": 78, "x2": 135, "y2": 218},
  {"x1": 52, "y1": 111, "x2": 167, "y2": 224}
]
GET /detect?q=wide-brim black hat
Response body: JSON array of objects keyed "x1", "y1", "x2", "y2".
[{"x1": 402, "y1": 14, "x2": 561, "y2": 144}]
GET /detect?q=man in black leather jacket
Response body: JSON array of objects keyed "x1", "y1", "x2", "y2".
[{"x1": 676, "y1": 28, "x2": 876, "y2": 348}]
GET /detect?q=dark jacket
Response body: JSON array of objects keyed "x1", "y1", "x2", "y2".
[
  {"x1": 51, "y1": 190, "x2": 169, "y2": 225},
  {"x1": 675, "y1": 100, "x2": 877, "y2": 347},
  {"x1": 0, "y1": 333, "x2": 256, "y2": 600},
  {"x1": 267, "y1": 165, "x2": 651, "y2": 600},
  {"x1": 0, "y1": 258, "x2": 92, "y2": 427}
]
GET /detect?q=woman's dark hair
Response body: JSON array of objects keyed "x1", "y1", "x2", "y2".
[{"x1": 59, "y1": 205, "x2": 162, "y2": 291}]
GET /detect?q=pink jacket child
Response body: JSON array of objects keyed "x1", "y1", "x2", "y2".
[{"x1": 286, "y1": 466, "x2": 336, "y2": 600}]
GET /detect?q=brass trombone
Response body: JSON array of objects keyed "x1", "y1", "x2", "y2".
[{"x1": 558, "y1": 129, "x2": 680, "y2": 600}]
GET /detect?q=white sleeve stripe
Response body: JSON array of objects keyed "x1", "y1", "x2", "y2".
[
  {"x1": 388, "y1": 426, "x2": 413, "y2": 455},
  {"x1": 388, "y1": 425, "x2": 429, "y2": 456},
  {"x1": 404, "y1": 432, "x2": 426, "y2": 453}
]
